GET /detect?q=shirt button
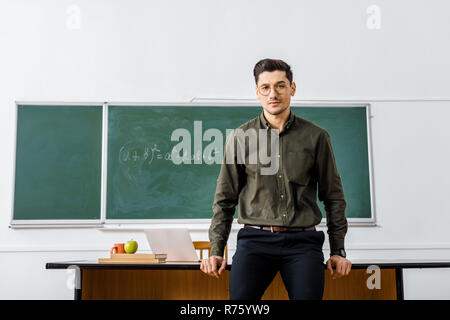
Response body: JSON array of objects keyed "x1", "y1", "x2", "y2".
[
  {"x1": 277, "y1": 154, "x2": 280, "y2": 158},
  {"x1": 280, "y1": 194, "x2": 284, "y2": 199},
  {"x1": 278, "y1": 175, "x2": 282, "y2": 178},
  {"x1": 282, "y1": 213, "x2": 287, "y2": 217}
]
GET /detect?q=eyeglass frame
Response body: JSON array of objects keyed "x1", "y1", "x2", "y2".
[{"x1": 256, "y1": 81, "x2": 292, "y2": 96}]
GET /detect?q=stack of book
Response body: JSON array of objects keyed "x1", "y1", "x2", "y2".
[{"x1": 98, "y1": 253, "x2": 167, "y2": 264}]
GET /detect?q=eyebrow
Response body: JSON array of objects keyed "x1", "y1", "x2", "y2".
[{"x1": 259, "y1": 81, "x2": 288, "y2": 86}]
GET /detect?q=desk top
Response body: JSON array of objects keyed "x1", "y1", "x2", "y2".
[
  {"x1": 46, "y1": 261, "x2": 211, "y2": 270},
  {"x1": 46, "y1": 259, "x2": 450, "y2": 270}
]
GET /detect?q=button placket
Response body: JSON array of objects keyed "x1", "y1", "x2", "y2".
[{"x1": 278, "y1": 135, "x2": 288, "y2": 221}]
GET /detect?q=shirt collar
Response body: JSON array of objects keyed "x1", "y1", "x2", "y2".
[{"x1": 259, "y1": 110, "x2": 295, "y2": 132}]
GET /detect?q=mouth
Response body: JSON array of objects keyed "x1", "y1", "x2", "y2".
[{"x1": 269, "y1": 101, "x2": 280, "y2": 105}]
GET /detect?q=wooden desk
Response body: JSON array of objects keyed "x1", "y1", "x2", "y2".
[{"x1": 46, "y1": 260, "x2": 450, "y2": 300}]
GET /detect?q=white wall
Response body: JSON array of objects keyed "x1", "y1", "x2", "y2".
[{"x1": 1, "y1": 0, "x2": 449, "y2": 299}]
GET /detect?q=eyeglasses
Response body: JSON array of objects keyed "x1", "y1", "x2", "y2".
[{"x1": 257, "y1": 83, "x2": 290, "y2": 96}]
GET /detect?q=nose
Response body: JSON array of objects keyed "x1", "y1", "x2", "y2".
[{"x1": 269, "y1": 88, "x2": 278, "y2": 98}]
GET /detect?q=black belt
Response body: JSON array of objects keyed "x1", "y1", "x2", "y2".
[{"x1": 245, "y1": 224, "x2": 316, "y2": 233}]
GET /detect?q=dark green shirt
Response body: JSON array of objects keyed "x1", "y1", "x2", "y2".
[{"x1": 209, "y1": 110, "x2": 347, "y2": 257}]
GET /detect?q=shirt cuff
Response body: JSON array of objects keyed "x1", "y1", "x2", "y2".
[
  {"x1": 329, "y1": 237, "x2": 345, "y2": 255},
  {"x1": 210, "y1": 243, "x2": 224, "y2": 258}
]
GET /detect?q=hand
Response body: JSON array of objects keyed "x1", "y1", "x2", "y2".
[
  {"x1": 326, "y1": 255, "x2": 352, "y2": 280},
  {"x1": 200, "y1": 256, "x2": 227, "y2": 279}
]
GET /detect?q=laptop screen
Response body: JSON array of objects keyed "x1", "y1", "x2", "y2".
[{"x1": 144, "y1": 228, "x2": 200, "y2": 262}]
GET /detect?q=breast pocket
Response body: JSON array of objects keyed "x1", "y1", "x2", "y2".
[{"x1": 285, "y1": 151, "x2": 314, "y2": 185}]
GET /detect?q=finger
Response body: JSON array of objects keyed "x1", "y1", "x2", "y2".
[
  {"x1": 214, "y1": 261, "x2": 222, "y2": 278},
  {"x1": 218, "y1": 260, "x2": 226, "y2": 275},
  {"x1": 346, "y1": 262, "x2": 352, "y2": 275},
  {"x1": 331, "y1": 263, "x2": 341, "y2": 278},
  {"x1": 202, "y1": 261, "x2": 209, "y2": 274},
  {"x1": 207, "y1": 261, "x2": 214, "y2": 276},
  {"x1": 202, "y1": 260, "x2": 208, "y2": 273},
  {"x1": 342, "y1": 262, "x2": 349, "y2": 276},
  {"x1": 336, "y1": 262, "x2": 344, "y2": 276},
  {"x1": 327, "y1": 260, "x2": 333, "y2": 276},
  {"x1": 342, "y1": 261, "x2": 349, "y2": 276},
  {"x1": 342, "y1": 262, "x2": 348, "y2": 276},
  {"x1": 340, "y1": 261, "x2": 347, "y2": 275},
  {"x1": 331, "y1": 272, "x2": 337, "y2": 280},
  {"x1": 343, "y1": 262, "x2": 350, "y2": 276},
  {"x1": 340, "y1": 263, "x2": 346, "y2": 277},
  {"x1": 206, "y1": 260, "x2": 213, "y2": 276},
  {"x1": 211, "y1": 259, "x2": 219, "y2": 278}
]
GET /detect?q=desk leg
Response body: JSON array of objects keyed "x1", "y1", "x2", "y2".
[
  {"x1": 74, "y1": 268, "x2": 83, "y2": 300},
  {"x1": 395, "y1": 267, "x2": 404, "y2": 300}
]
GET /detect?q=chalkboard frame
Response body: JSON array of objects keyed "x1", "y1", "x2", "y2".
[
  {"x1": 10, "y1": 101, "x2": 376, "y2": 228},
  {"x1": 103, "y1": 102, "x2": 376, "y2": 227}
]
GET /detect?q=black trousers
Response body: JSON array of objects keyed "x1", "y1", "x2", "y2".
[{"x1": 229, "y1": 226, "x2": 325, "y2": 300}]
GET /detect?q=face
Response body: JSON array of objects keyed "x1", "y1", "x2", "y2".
[{"x1": 256, "y1": 70, "x2": 296, "y2": 116}]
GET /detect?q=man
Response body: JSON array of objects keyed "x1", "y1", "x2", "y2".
[{"x1": 200, "y1": 58, "x2": 352, "y2": 300}]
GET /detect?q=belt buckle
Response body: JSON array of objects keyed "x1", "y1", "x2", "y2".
[{"x1": 270, "y1": 226, "x2": 274, "y2": 233}]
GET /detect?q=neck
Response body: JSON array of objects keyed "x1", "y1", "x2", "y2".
[{"x1": 263, "y1": 108, "x2": 291, "y2": 133}]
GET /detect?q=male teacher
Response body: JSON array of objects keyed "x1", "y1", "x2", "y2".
[{"x1": 200, "y1": 58, "x2": 352, "y2": 300}]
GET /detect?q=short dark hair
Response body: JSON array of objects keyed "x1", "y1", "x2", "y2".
[{"x1": 253, "y1": 58, "x2": 293, "y2": 85}]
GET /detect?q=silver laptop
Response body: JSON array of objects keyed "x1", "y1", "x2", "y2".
[{"x1": 144, "y1": 228, "x2": 200, "y2": 262}]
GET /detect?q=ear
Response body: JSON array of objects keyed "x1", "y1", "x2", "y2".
[{"x1": 290, "y1": 82, "x2": 296, "y2": 96}]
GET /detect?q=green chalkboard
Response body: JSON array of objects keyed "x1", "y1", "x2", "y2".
[
  {"x1": 12, "y1": 105, "x2": 103, "y2": 222},
  {"x1": 106, "y1": 105, "x2": 372, "y2": 221}
]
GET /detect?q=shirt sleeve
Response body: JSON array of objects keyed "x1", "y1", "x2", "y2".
[
  {"x1": 315, "y1": 130, "x2": 348, "y2": 255},
  {"x1": 209, "y1": 131, "x2": 246, "y2": 257}
]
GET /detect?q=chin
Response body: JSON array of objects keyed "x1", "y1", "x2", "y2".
[{"x1": 264, "y1": 104, "x2": 289, "y2": 116}]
